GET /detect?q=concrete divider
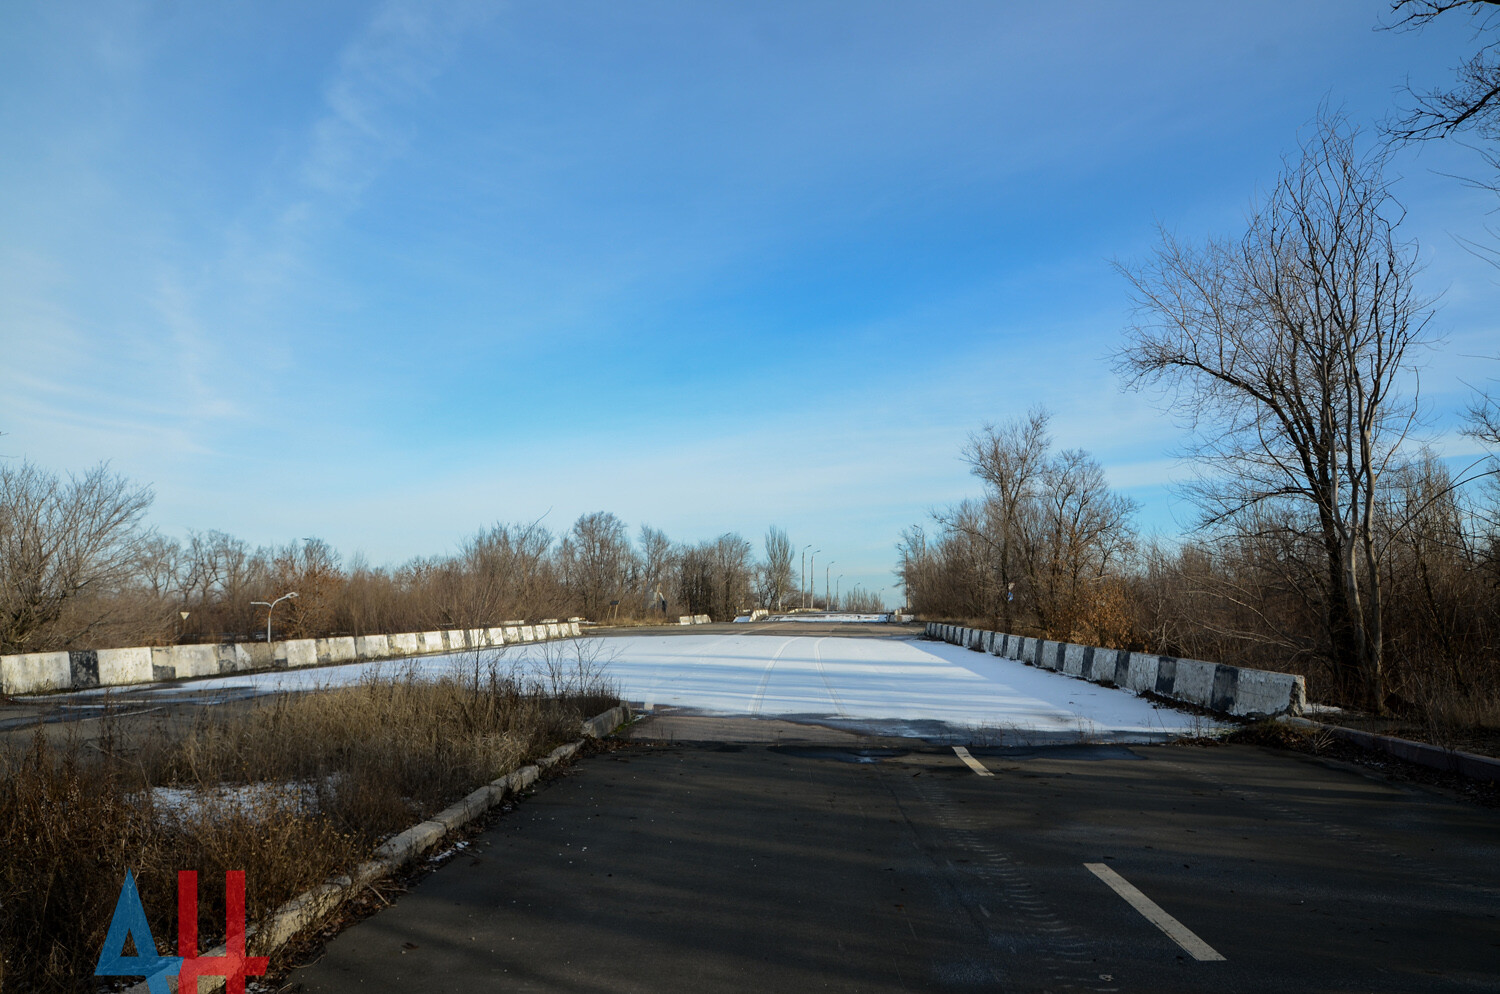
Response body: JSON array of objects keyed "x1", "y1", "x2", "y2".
[
  {"x1": 1, "y1": 651, "x2": 71, "y2": 694},
  {"x1": 925, "y1": 621, "x2": 1304, "y2": 717},
  {"x1": 152, "y1": 645, "x2": 218, "y2": 680},
  {"x1": 356, "y1": 634, "x2": 390, "y2": 660},
  {"x1": 0, "y1": 617, "x2": 590, "y2": 696},
  {"x1": 316, "y1": 637, "x2": 357, "y2": 665}
]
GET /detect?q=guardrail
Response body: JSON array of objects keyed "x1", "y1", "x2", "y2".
[
  {"x1": 925, "y1": 622, "x2": 1305, "y2": 717},
  {"x1": 0, "y1": 622, "x2": 583, "y2": 696}
]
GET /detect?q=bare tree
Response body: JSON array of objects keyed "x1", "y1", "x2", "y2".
[
  {"x1": 1385, "y1": 1, "x2": 1500, "y2": 163},
  {"x1": 638, "y1": 525, "x2": 674, "y2": 618},
  {"x1": 0, "y1": 462, "x2": 155, "y2": 652},
  {"x1": 758, "y1": 526, "x2": 795, "y2": 610},
  {"x1": 1115, "y1": 116, "x2": 1433, "y2": 709},
  {"x1": 959, "y1": 409, "x2": 1051, "y2": 630},
  {"x1": 562, "y1": 512, "x2": 635, "y2": 621}
]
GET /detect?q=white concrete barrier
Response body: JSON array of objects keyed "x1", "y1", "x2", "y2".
[
  {"x1": 316, "y1": 637, "x2": 357, "y2": 665},
  {"x1": 389, "y1": 633, "x2": 419, "y2": 657},
  {"x1": 281, "y1": 639, "x2": 319, "y2": 668},
  {"x1": 520, "y1": 625, "x2": 536, "y2": 641},
  {"x1": 418, "y1": 631, "x2": 445, "y2": 654},
  {"x1": 503, "y1": 626, "x2": 521, "y2": 643},
  {"x1": 1, "y1": 651, "x2": 72, "y2": 694},
  {"x1": 356, "y1": 635, "x2": 391, "y2": 660},
  {"x1": 927, "y1": 620, "x2": 1303, "y2": 716}
]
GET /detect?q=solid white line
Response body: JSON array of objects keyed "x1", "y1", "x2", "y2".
[
  {"x1": 1084, "y1": 863, "x2": 1226, "y2": 962},
  {"x1": 952, "y1": 746, "x2": 994, "y2": 777}
]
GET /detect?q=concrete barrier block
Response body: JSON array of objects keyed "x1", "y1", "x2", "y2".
[
  {"x1": 1062, "y1": 643, "x2": 1087, "y2": 676},
  {"x1": 679, "y1": 616, "x2": 692, "y2": 626},
  {"x1": 318, "y1": 637, "x2": 357, "y2": 665},
  {"x1": 1, "y1": 651, "x2": 72, "y2": 694},
  {"x1": 1153, "y1": 655, "x2": 1178, "y2": 696},
  {"x1": 1173, "y1": 658, "x2": 1216, "y2": 706},
  {"x1": 88, "y1": 646, "x2": 150, "y2": 686},
  {"x1": 282, "y1": 639, "x2": 318, "y2": 668},
  {"x1": 503, "y1": 626, "x2": 521, "y2": 643},
  {"x1": 467, "y1": 628, "x2": 489, "y2": 648},
  {"x1": 443, "y1": 630, "x2": 467, "y2": 652},
  {"x1": 487, "y1": 627, "x2": 507, "y2": 646},
  {"x1": 160, "y1": 645, "x2": 218, "y2": 679},
  {"x1": 1229, "y1": 667, "x2": 1305, "y2": 716},
  {"x1": 981, "y1": 631, "x2": 995, "y2": 653},
  {"x1": 215, "y1": 644, "x2": 251, "y2": 674},
  {"x1": 1123, "y1": 653, "x2": 1159, "y2": 693},
  {"x1": 568, "y1": 621, "x2": 581, "y2": 637},
  {"x1": 418, "y1": 631, "x2": 445, "y2": 654},
  {"x1": 1084, "y1": 646, "x2": 1120, "y2": 683},
  {"x1": 990, "y1": 633, "x2": 1006, "y2": 656},
  {"x1": 356, "y1": 635, "x2": 391, "y2": 660},
  {"x1": 520, "y1": 625, "x2": 536, "y2": 641},
  {"x1": 388, "y1": 633, "x2": 419, "y2": 657},
  {"x1": 148, "y1": 647, "x2": 177, "y2": 681},
  {"x1": 242, "y1": 642, "x2": 274, "y2": 670}
]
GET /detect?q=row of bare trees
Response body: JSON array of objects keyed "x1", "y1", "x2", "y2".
[
  {"x1": 0, "y1": 468, "x2": 835, "y2": 653},
  {"x1": 897, "y1": 409, "x2": 1139, "y2": 649},
  {"x1": 902, "y1": 112, "x2": 1500, "y2": 717}
]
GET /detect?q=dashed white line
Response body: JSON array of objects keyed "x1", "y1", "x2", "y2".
[
  {"x1": 1084, "y1": 863, "x2": 1226, "y2": 962},
  {"x1": 952, "y1": 746, "x2": 994, "y2": 777}
]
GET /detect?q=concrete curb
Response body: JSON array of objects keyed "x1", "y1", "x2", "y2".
[
  {"x1": 924, "y1": 621, "x2": 1305, "y2": 718},
  {"x1": 1279, "y1": 715, "x2": 1500, "y2": 785},
  {"x1": 122, "y1": 703, "x2": 631, "y2": 993}
]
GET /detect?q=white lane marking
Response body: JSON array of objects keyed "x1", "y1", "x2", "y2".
[
  {"x1": 1084, "y1": 863, "x2": 1226, "y2": 962},
  {"x1": 952, "y1": 746, "x2": 994, "y2": 777}
]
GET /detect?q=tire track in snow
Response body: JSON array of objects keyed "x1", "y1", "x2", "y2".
[
  {"x1": 812, "y1": 637, "x2": 849, "y2": 717},
  {"x1": 748, "y1": 637, "x2": 796, "y2": 716}
]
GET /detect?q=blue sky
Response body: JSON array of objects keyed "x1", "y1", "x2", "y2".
[{"x1": 2, "y1": 1, "x2": 1497, "y2": 607}]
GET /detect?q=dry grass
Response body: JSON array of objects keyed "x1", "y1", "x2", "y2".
[{"x1": 0, "y1": 649, "x2": 618, "y2": 993}]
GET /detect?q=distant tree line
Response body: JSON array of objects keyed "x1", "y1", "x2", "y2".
[{"x1": 0, "y1": 470, "x2": 872, "y2": 654}]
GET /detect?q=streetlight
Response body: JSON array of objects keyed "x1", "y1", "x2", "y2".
[
  {"x1": 835, "y1": 575, "x2": 843, "y2": 611},
  {"x1": 808, "y1": 549, "x2": 820, "y2": 609},
  {"x1": 251, "y1": 591, "x2": 298, "y2": 644},
  {"x1": 825, "y1": 561, "x2": 835, "y2": 610},
  {"x1": 800, "y1": 544, "x2": 813, "y2": 612}
]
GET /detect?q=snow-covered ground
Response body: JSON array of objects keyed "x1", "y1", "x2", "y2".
[{"x1": 49, "y1": 634, "x2": 1216, "y2": 743}]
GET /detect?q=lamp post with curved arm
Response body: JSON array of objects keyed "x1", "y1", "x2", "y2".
[{"x1": 251, "y1": 591, "x2": 298, "y2": 645}]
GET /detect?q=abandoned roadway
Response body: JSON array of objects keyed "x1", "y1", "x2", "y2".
[{"x1": 287, "y1": 711, "x2": 1500, "y2": 994}]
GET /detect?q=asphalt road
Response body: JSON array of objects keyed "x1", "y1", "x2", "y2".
[{"x1": 287, "y1": 712, "x2": 1500, "y2": 994}]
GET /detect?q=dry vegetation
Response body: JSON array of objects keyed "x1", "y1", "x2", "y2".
[
  {"x1": 0, "y1": 467, "x2": 841, "y2": 659},
  {"x1": 0, "y1": 649, "x2": 618, "y2": 993}
]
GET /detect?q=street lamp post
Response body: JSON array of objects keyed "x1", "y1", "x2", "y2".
[
  {"x1": 251, "y1": 591, "x2": 299, "y2": 644},
  {"x1": 825, "y1": 562, "x2": 835, "y2": 611},
  {"x1": 835, "y1": 575, "x2": 842, "y2": 611},
  {"x1": 808, "y1": 550, "x2": 820, "y2": 609},
  {"x1": 800, "y1": 544, "x2": 813, "y2": 612}
]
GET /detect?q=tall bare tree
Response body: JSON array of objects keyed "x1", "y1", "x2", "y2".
[
  {"x1": 0, "y1": 462, "x2": 154, "y2": 652},
  {"x1": 759, "y1": 526, "x2": 795, "y2": 610},
  {"x1": 960, "y1": 409, "x2": 1051, "y2": 631},
  {"x1": 563, "y1": 512, "x2": 635, "y2": 620},
  {"x1": 1116, "y1": 116, "x2": 1433, "y2": 709}
]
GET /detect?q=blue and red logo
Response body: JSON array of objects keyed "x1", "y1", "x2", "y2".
[{"x1": 95, "y1": 870, "x2": 269, "y2": 994}]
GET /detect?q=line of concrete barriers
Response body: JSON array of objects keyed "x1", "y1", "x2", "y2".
[
  {"x1": 926, "y1": 622, "x2": 1306, "y2": 718},
  {"x1": 0, "y1": 621, "x2": 584, "y2": 697}
]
